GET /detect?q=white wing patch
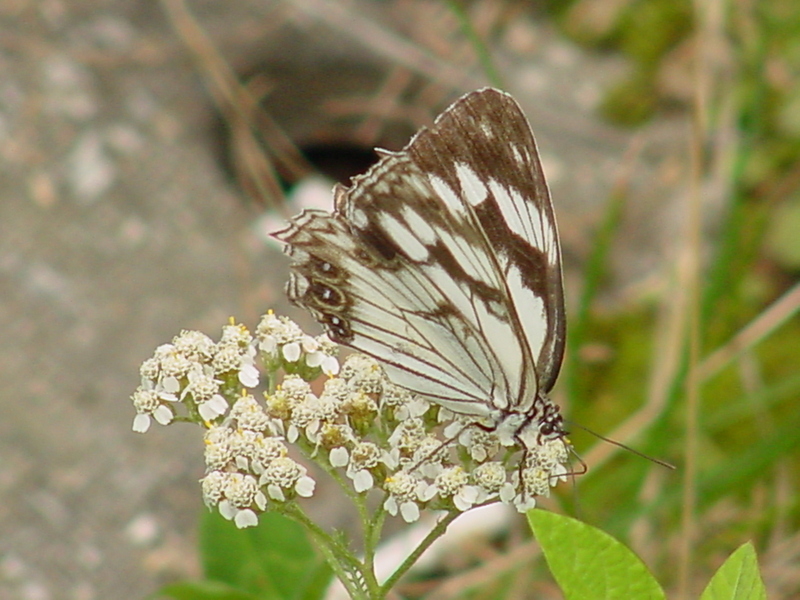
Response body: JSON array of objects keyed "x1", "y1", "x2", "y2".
[
  {"x1": 378, "y1": 212, "x2": 429, "y2": 261},
  {"x1": 401, "y1": 206, "x2": 438, "y2": 245},
  {"x1": 455, "y1": 163, "x2": 488, "y2": 206},
  {"x1": 506, "y1": 264, "x2": 547, "y2": 388},
  {"x1": 427, "y1": 174, "x2": 466, "y2": 216}
]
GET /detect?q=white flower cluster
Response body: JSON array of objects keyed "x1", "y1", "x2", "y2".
[
  {"x1": 131, "y1": 313, "x2": 570, "y2": 528},
  {"x1": 131, "y1": 313, "x2": 338, "y2": 434},
  {"x1": 200, "y1": 402, "x2": 316, "y2": 528}
]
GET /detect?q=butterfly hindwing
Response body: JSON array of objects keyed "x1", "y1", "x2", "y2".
[{"x1": 276, "y1": 204, "x2": 503, "y2": 416}]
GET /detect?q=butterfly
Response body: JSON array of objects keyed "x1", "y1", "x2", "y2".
[{"x1": 273, "y1": 88, "x2": 566, "y2": 451}]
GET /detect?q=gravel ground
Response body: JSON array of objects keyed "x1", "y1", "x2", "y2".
[{"x1": 0, "y1": 2, "x2": 684, "y2": 598}]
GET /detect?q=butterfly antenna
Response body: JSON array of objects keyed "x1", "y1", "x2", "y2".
[
  {"x1": 567, "y1": 422, "x2": 676, "y2": 470},
  {"x1": 555, "y1": 438, "x2": 588, "y2": 478}
]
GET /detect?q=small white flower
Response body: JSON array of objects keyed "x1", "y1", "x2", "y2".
[
  {"x1": 281, "y1": 376, "x2": 313, "y2": 404},
  {"x1": 339, "y1": 354, "x2": 378, "y2": 380},
  {"x1": 212, "y1": 342, "x2": 242, "y2": 375},
  {"x1": 140, "y1": 357, "x2": 160, "y2": 381},
  {"x1": 199, "y1": 394, "x2": 228, "y2": 421},
  {"x1": 260, "y1": 334, "x2": 278, "y2": 356},
  {"x1": 230, "y1": 394, "x2": 272, "y2": 432},
  {"x1": 295, "y1": 475, "x2": 315, "y2": 497},
  {"x1": 173, "y1": 329, "x2": 216, "y2": 362},
  {"x1": 433, "y1": 467, "x2": 479, "y2": 511},
  {"x1": 315, "y1": 333, "x2": 337, "y2": 353},
  {"x1": 315, "y1": 335, "x2": 340, "y2": 375},
  {"x1": 388, "y1": 418, "x2": 426, "y2": 452},
  {"x1": 351, "y1": 470, "x2": 373, "y2": 493},
  {"x1": 260, "y1": 456, "x2": 314, "y2": 500},
  {"x1": 131, "y1": 386, "x2": 175, "y2": 432},
  {"x1": 220, "y1": 322, "x2": 253, "y2": 347},
  {"x1": 229, "y1": 429, "x2": 286, "y2": 473},
  {"x1": 473, "y1": 462, "x2": 507, "y2": 494},
  {"x1": 399, "y1": 501, "x2": 420, "y2": 523},
  {"x1": 384, "y1": 472, "x2": 422, "y2": 522},
  {"x1": 132, "y1": 413, "x2": 152, "y2": 433},
  {"x1": 159, "y1": 348, "x2": 193, "y2": 380},
  {"x1": 290, "y1": 399, "x2": 322, "y2": 442},
  {"x1": 321, "y1": 354, "x2": 340, "y2": 376},
  {"x1": 461, "y1": 427, "x2": 499, "y2": 463},
  {"x1": 204, "y1": 426, "x2": 234, "y2": 470},
  {"x1": 216, "y1": 472, "x2": 265, "y2": 528},
  {"x1": 159, "y1": 375, "x2": 181, "y2": 396},
  {"x1": 131, "y1": 387, "x2": 159, "y2": 412},
  {"x1": 225, "y1": 472, "x2": 262, "y2": 506},
  {"x1": 282, "y1": 342, "x2": 301, "y2": 362},
  {"x1": 269, "y1": 315, "x2": 304, "y2": 345},
  {"x1": 499, "y1": 482, "x2": 517, "y2": 505},
  {"x1": 301, "y1": 335, "x2": 319, "y2": 354},
  {"x1": 200, "y1": 470, "x2": 227, "y2": 507},
  {"x1": 434, "y1": 466, "x2": 468, "y2": 496},
  {"x1": 256, "y1": 312, "x2": 286, "y2": 358},
  {"x1": 340, "y1": 391, "x2": 378, "y2": 420},
  {"x1": 329, "y1": 446, "x2": 349, "y2": 468},
  {"x1": 181, "y1": 367, "x2": 220, "y2": 403},
  {"x1": 321, "y1": 377, "x2": 349, "y2": 402},
  {"x1": 382, "y1": 384, "x2": 429, "y2": 419},
  {"x1": 520, "y1": 465, "x2": 551, "y2": 498},
  {"x1": 343, "y1": 442, "x2": 381, "y2": 492},
  {"x1": 238, "y1": 345, "x2": 260, "y2": 388},
  {"x1": 234, "y1": 509, "x2": 259, "y2": 528},
  {"x1": 341, "y1": 354, "x2": 383, "y2": 394}
]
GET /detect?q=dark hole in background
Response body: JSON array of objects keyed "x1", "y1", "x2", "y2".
[
  {"x1": 207, "y1": 60, "x2": 422, "y2": 199},
  {"x1": 298, "y1": 143, "x2": 379, "y2": 186},
  {"x1": 211, "y1": 117, "x2": 400, "y2": 198}
]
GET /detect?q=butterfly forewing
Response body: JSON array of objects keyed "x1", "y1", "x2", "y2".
[
  {"x1": 404, "y1": 90, "x2": 565, "y2": 394},
  {"x1": 274, "y1": 88, "x2": 565, "y2": 425}
]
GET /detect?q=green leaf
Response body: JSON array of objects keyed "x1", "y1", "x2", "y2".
[
  {"x1": 156, "y1": 579, "x2": 261, "y2": 600},
  {"x1": 528, "y1": 509, "x2": 665, "y2": 600},
  {"x1": 199, "y1": 510, "x2": 332, "y2": 600},
  {"x1": 700, "y1": 542, "x2": 766, "y2": 600}
]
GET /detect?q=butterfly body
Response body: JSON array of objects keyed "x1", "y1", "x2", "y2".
[{"x1": 274, "y1": 88, "x2": 566, "y2": 451}]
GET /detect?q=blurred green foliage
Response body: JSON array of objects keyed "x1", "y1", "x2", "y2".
[{"x1": 535, "y1": 1, "x2": 800, "y2": 592}]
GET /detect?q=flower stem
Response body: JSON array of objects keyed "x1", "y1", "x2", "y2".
[
  {"x1": 379, "y1": 509, "x2": 462, "y2": 594},
  {"x1": 283, "y1": 503, "x2": 382, "y2": 599}
]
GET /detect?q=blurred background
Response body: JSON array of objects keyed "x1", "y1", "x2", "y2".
[{"x1": 1, "y1": 0, "x2": 798, "y2": 598}]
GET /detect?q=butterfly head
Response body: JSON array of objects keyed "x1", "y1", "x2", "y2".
[{"x1": 537, "y1": 400, "x2": 566, "y2": 441}]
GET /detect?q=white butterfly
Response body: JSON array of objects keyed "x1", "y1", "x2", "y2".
[{"x1": 274, "y1": 88, "x2": 566, "y2": 450}]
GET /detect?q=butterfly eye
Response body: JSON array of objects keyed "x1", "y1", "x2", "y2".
[{"x1": 539, "y1": 409, "x2": 564, "y2": 439}]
